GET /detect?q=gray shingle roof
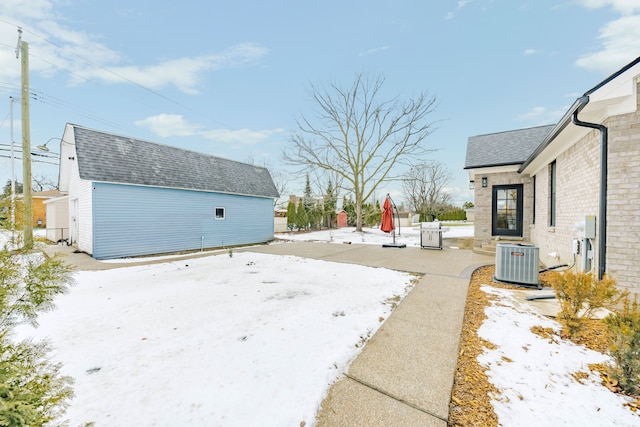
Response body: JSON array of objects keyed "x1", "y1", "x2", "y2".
[
  {"x1": 464, "y1": 125, "x2": 555, "y2": 169},
  {"x1": 72, "y1": 125, "x2": 279, "y2": 198}
]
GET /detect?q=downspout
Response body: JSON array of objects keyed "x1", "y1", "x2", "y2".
[{"x1": 571, "y1": 95, "x2": 607, "y2": 280}]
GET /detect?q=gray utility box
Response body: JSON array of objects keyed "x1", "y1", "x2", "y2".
[{"x1": 420, "y1": 222, "x2": 443, "y2": 250}]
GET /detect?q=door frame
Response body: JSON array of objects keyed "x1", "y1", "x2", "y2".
[
  {"x1": 70, "y1": 198, "x2": 79, "y2": 244},
  {"x1": 491, "y1": 184, "x2": 523, "y2": 237}
]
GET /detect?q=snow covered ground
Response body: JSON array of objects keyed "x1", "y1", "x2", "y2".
[
  {"x1": 275, "y1": 222, "x2": 474, "y2": 246},
  {"x1": 10, "y1": 224, "x2": 640, "y2": 426},
  {"x1": 16, "y1": 250, "x2": 414, "y2": 426},
  {"x1": 479, "y1": 287, "x2": 639, "y2": 426}
]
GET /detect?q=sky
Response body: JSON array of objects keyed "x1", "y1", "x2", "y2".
[
  {"x1": 11, "y1": 227, "x2": 640, "y2": 426},
  {"x1": 0, "y1": 0, "x2": 639, "y2": 206}
]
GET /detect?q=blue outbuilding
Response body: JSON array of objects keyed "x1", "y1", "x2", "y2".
[{"x1": 57, "y1": 124, "x2": 279, "y2": 259}]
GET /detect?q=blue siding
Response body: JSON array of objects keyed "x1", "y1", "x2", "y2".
[{"x1": 91, "y1": 182, "x2": 274, "y2": 259}]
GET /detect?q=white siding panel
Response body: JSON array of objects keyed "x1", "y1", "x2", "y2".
[
  {"x1": 45, "y1": 198, "x2": 69, "y2": 242},
  {"x1": 68, "y1": 156, "x2": 93, "y2": 254},
  {"x1": 92, "y1": 183, "x2": 274, "y2": 259}
]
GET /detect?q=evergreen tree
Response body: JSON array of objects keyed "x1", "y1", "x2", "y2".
[
  {"x1": 303, "y1": 174, "x2": 314, "y2": 212},
  {"x1": 295, "y1": 200, "x2": 308, "y2": 230},
  {"x1": 323, "y1": 180, "x2": 337, "y2": 228},
  {"x1": 308, "y1": 205, "x2": 323, "y2": 230},
  {"x1": 0, "y1": 238, "x2": 74, "y2": 425},
  {"x1": 286, "y1": 200, "x2": 296, "y2": 231},
  {"x1": 2, "y1": 180, "x2": 23, "y2": 198},
  {"x1": 362, "y1": 201, "x2": 382, "y2": 227},
  {"x1": 371, "y1": 200, "x2": 382, "y2": 225}
]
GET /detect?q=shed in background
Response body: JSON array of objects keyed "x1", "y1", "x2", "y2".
[
  {"x1": 56, "y1": 124, "x2": 280, "y2": 259},
  {"x1": 337, "y1": 210, "x2": 348, "y2": 228},
  {"x1": 44, "y1": 195, "x2": 69, "y2": 243}
]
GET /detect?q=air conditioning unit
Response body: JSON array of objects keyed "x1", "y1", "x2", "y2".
[{"x1": 494, "y1": 243, "x2": 540, "y2": 289}]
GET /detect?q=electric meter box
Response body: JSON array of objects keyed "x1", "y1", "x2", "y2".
[
  {"x1": 584, "y1": 215, "x2": 596, "y2": 239},
  {"x1": 575, "y1": 215, "x2": 596, "y2": 239}
]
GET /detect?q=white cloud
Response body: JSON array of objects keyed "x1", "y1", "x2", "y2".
[
  {"x1": 358, "y1": 46, "x2": 390, "y2": 57},
  {"x1": 575, "y1": 15, "x2": 640, "y2": 73},
  {"x1": 445, "y1": 0, "x2": 471, "y2": 20},
  {"x1": 0, "y1": 0, "x2": 55, "y2": 20},
  {"x1": 523, "y1": 49, "x2": 540, "y2": 56},
  {"x1": 65, "y1": 42, "x2": 267, "y2": 94},
  {"x1": 134, "y1": 114, "x2": 202, "y2": 138},
  {"x1": 517, "y1": 106, "x2": 567, "y2": 125},
  {"x1": 572, "y1": 0, "x2": 640, "y2": 74},
  {"x1": 200, "y1": 128, "x2": 284, "y2": 145},
  {"x1": 135, "y1": 113, "x2": 283, "y2": 145},
  {"x1": 0, "y1": 1, "x2": 268, "y2": 94},
  {"x1": 575, "y1": 0, "x2": 640, "y2": 15}
]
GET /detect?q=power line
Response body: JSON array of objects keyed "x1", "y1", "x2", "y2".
[
  {"x1": 28, "y1": 88, "x2": 156, "y2": 140},
  {"x1": 0, "y1": 83, "x2": 156, "y2": 141},
  {"x1": 0, "y1": 154, "x2": 58, "y2": 165},
  {"x1": 0, "y1": 144, "x2": 60, "y2": 156},
  {"x1": 0, "y1": 18, "x2": 233, "y2": 138},
  {"x1": 14, "y1": 23, "x2": 196, "y2": 113}
]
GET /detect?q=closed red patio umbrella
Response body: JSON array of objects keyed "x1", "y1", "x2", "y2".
[
  {"x1": 381, "y1": 194, "x2": 406, "y2": 248},
  {"x1": 381, "y1": 196, "x2": 394, "y2": 233}
]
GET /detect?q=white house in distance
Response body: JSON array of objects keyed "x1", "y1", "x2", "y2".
[
  {"x1": 55, "y1": 123, "x2": 279, "y2": 259},
  {"x1": 465, "y1": 56, "x2": 640, "y2": 298}
]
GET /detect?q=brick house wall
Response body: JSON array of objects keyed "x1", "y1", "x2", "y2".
[
  {"x1": 605, "y1": 81, "x2": 640, "y2": 294},
  {"x1": 529, "y1": 129, "x2": 601, "y2": 271},
  {"x1": 530, "y1": 81, "x2": 640, "y2": 296},
  {"x1": 472, "y1": 170, "x2": 532, "y2": 249},
  {"x1": 32, "y1": 197, "x2": 47, "y2": 227}
]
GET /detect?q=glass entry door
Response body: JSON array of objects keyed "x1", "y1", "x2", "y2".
[{"x1": 492, "y1": 185, "x2": 523, "y2": 237}]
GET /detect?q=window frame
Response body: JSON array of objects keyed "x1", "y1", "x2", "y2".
[{"x1": 214, "y1": 207, "x2": 226, "y2": 220}]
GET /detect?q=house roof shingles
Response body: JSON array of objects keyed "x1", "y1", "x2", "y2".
[
  {"x1": 464, "y1": 124, "x2": 555, "y2": 169},
  {"x1": 72, "y1": 125, "x2": 279, "y2": 198}
]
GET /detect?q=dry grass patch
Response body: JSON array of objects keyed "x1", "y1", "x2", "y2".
[{"x1": 448, "y1": 265, "x2": 500, "y2": 427}]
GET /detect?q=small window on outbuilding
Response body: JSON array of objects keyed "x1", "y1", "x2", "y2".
[{"x1": 215, "y1": 207, "x2": 226, "y2": 220}]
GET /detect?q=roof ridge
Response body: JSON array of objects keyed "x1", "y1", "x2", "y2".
[
  {"x1": 71, "y1": 124, "x2": 279, "y2": 198},
  {"x1": 68, "y1": 123, "x2": 265, "y2": 171},
  {"x1": 470, "y1": 124, "x2": 555, "y2": 139}
]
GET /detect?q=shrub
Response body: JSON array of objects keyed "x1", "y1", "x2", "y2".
[
  {"x1": 550, "y1": 271, "x2": 624, "y2": 339},
  {"x1": 605, "y1": 296, "x2": 640, "y2": 395},
  {"x1": 0, "y1": 244, "x2": 74, "y2": 425},
  {"x1": 438, "y1": 208, "x2": 467, "y2": 221}
]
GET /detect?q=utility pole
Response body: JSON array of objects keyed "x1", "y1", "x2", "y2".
[
  {"x1": 17, "y1": 28, "x2": 33, "y2": 249},
  {"x1": 9, "y1": 96, "x2": 16, "y2": 228}
]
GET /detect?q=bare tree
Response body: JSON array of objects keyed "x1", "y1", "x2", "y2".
[
  {"x1": 32, "y1": 174, "x2": 58, "y2": 192},
  {"x1": 268, "y1": 168, "x2": 289, "y2": 208},
  {"x1": 307, "y1": 169, "x2": 343, "y2": 201},
  {"x1": 403, "y1": 160, "x2": 452, "y2": 220},
  {"x1": 244, "y1": 157, "x2": 289, "y2": 208},
  {"x1": 284, "y1": 73, "x2": 438, "y2": 231}
]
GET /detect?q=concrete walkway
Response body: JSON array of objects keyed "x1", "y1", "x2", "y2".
[
  {"x1": 42, "y1": 240, "x2": 494, "y2": 425},
  {"x1": 248, "y1": 242, "x2": 493, "y2": 426}
]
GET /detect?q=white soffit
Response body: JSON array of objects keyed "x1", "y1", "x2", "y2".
[{"x1": 467, "y1": 164, "x2": 520, "y2": 179}]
